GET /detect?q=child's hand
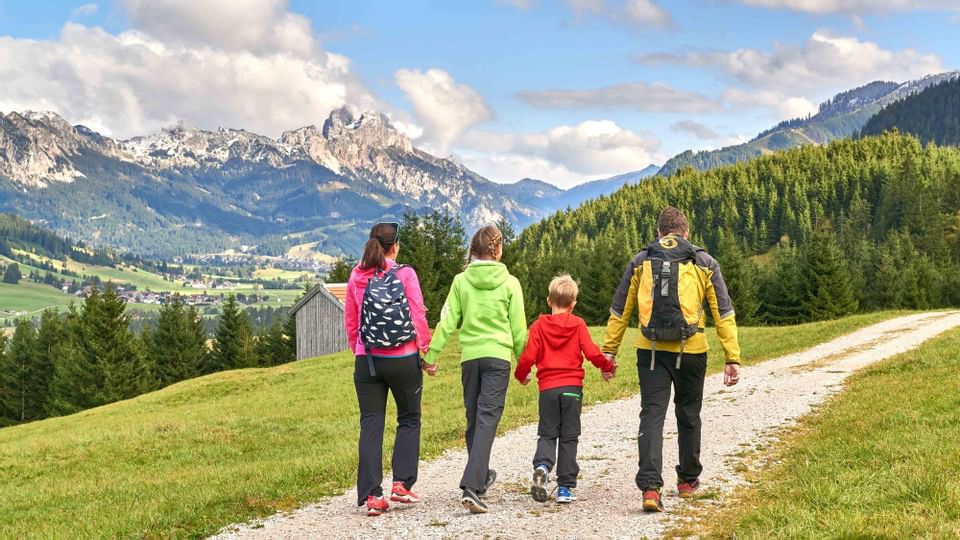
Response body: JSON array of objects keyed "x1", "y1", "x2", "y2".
[
  {"x1": 601, "y1": 370, "x2": 615, "y2": 382},
  {"x1": 521, "y1": 375, "x2": 532, "y2": 385},
  {"x1": 424, "y1": 362, "x2": 439, "y2": 376}
]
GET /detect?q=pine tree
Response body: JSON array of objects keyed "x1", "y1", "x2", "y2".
[
  {"x1": 0, "y1": 333, "x2": 9, "y2": 426},
  {"x1": 2, "y1": 262, "x2": 21, "y2": 284},
  {"x1": 397, "y1": 210, "x2": 467, "y2": 326},
  {"x1": 282, "y1": 312, "x2": 297, "y2": 361},
  {"x1": 152, "y1": 295, "x2": 208, "y2": 387},
  {"x1": 205, "y1": 295, "x2": 257, "y2": 373},
  {"x1": 327, "y1": 257, "x2": 354, "y2": 283},
  {"x1": 712, "y1": 233, "x2": 761, "y2": 325},
  {"x1": 46, "y1": 306, "x2": 101, "y2": 416},
  {"x1": 0, "y1": 319, "x2": 46, "y2": 423},
  {"x1": 256, "y1": 317, "x2": 293, "y2": 366},
  {"x1": 797, "y1": 230, "x2": 859, "y2": 320},
  {"x1": 758, "y1": 245, "x2": 806, "y2": 324}
]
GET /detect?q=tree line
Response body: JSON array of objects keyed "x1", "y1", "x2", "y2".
[{"x1": 0, "y1": 288, "x2": 296, "y2": 427}]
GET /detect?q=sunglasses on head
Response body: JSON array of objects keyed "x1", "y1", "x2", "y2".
[{"x1": 376, "y1": 222, "x2": 400, "y2": 245}]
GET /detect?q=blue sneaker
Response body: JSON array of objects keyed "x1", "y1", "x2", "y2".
[
  {"x1": 531, "y1": 465, "x2": 549, "y2": 503},
  {"x1": 557, "y1": 486, "x2": 576, "y2": 503}
]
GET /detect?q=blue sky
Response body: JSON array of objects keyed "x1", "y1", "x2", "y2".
[{"x1": 0, "y1": 1, "x2": 958, "y2": 187}]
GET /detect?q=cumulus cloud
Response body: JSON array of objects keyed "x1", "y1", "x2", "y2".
[
  {"x1": 70, "y1": 3, "x2": 99, "y2": 19},
  {"x1": 517, "y1": 82, "x2": 721, "y2": 113},
  {"x1": 561, "y1": 0, "x2": 672, "y2": 28},
  {"x1": 0, "y1": 0, "x2": 381, "y2": 138},
  {"x1": 459, "y1": 120, "x2": 663, "y2": 187},
  {"x1": 121, "y1": 0, "x2": 317, "y2": 56},
  {"x1": 637, "y1": 31, "x2": 943, "y2": 95},
  {"x1": 637, "y1": 31, "x2": 943, "y2": 120},
  {"x1": 670, "y1": 120, "x2": 721, "y2": 140},
  {"x1": 623, "y1": 0, "x2": 673, "y2": 27},
  {"x1": 735, "y1": 0, "x2": 960, "y2": 14},
  {"x1": 395, "y1": 68, "x2": 493, "y2": 155}
]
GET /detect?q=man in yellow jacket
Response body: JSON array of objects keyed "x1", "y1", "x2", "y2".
[{"x1": 602, "y1": 206, "x2": 741, "y2": 512}]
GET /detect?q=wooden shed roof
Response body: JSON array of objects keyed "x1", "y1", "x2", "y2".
[{"x1": 289, "y1": 283, "x2": 344, "y2": 315}]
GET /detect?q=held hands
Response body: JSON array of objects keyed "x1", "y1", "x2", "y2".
[
  {"x1": 602, "y1": 352, "x2": 618, "y2": 382},
  {"x1": 723, "y1": 363, "x2": 740, "y2": 386},
  {"x1": 422, "y1": 358, "x2": 438, "y2": 376}
]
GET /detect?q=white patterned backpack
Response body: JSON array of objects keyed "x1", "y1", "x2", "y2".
[{"x1": 359, "y1": 264, "x2": 416, "y2": 375}]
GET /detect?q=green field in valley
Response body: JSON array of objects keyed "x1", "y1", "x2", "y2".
[{"x1": 0, "y1": 312, "x2": 906, "y2": 538}]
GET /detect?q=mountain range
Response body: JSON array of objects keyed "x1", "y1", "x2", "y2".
[
  {"x1": 657, "y1": 70, "x2": 960, "y2": 176},
  {"x1": 0, "y1": 108, "x2": 658, "y2": 258}
]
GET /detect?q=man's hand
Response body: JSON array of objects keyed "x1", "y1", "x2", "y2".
[{"x1": 723, "y1": 363, "x2": 740, "y2": 386}]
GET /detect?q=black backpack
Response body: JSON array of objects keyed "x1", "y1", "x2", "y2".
[
  {"x1": 359, "y1": 264, "x2": 416, "y2": 375},
  {"x1": 639, "y1": 236, "x2": 705, "y2": 370}
]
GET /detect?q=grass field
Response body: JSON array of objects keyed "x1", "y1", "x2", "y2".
[
  {"x1": 0, "y1": 312, "x2": 905, "y2": 538},
  {"x1": 685, "y1": 325, "x2": 960, "y2": 539}
]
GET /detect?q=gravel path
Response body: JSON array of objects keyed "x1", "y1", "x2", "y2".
[{"x1": 214, "y1": 311, "x2": 960, "y2": 540}]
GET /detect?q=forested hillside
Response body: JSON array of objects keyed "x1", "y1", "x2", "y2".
[
  {"x1": 860, "y1": 78, "x2": 960, "y2": 146},
  {"x1": 512, "y1": 133, "x2": 960, "y2": 325}
]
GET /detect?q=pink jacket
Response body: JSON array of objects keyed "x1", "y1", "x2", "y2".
[{"x1": 344, "y1": 259, "x2": 431, "y2": 358}]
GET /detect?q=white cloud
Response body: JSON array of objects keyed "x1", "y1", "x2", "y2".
[
  {"x1": 565, "y1": 0, "x2": 605, "y2": 14},
  {"x1": 623, "y1": 0, "x2": 672, "y2": 27},
  {"x1": 670, "y1": 120, "x2": 721, "y2": 140},
  {"x1": 0, "y1": 2, "x2": 381, "y2": 138},
  {"x1": 517, "y1": 81, "x2": 722, "y2": 113},
  {"x1": 395, "y1": 68, "x2": 493, "y2": 155},
  {"x1": 121, "y1": 0, "x2": 316, "y2": 56},
  {"x1": 735, "y1": 0, "x2": 960, "y2": 14},
  {"x1": 459, "y1": 120, "x2": 663, "y2": 187},
  {"x1": 638, "y1": 31, "x2": 943, "y2": 95},
  {"x1": 70, "y1": 3, "x2": 99, "y2": 19},
  {"x1": 561, "y1": 0, "x2": 672, "y2": 28},
  {"x1": 637, "y1": 31, "x2": 943, "y2": 120}
]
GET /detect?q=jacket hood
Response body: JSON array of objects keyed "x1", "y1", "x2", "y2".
[
  {"x1": 537, "y1": 313, "x2": 581, "y2": 347},
  {"x1": 464, "y1": 261, "x2": 510, "y2": 290}
]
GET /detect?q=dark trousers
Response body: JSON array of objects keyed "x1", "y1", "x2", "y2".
[
  {"x1": 460, "y1": 357, "x2": 511, "y2": 492},
  {"x1": 354, "y1": 354, "x2": 423, "y2": 506},
  {"x1": 533, "y1": 386, "x2": 583, "y2": 488},
  {"x1": 635, "y1": 349, "x2": 706, "y2": 490}
]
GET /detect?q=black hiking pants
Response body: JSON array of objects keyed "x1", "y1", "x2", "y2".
[
  {"x1": 635, "y1": 349, "x2": 707, "y2": 490},
  {"x1": 354, "y1": 354, "x2": 422, "y2": 505},
  {"x1": 460, "y1": 357, "x2": 511, "y2": 492},
  {"x1": 533, "y1": 385, "x2": 583, "y2": 488}
]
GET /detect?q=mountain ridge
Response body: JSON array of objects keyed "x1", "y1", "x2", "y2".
[{"x1": 0, "y1": 108, "x2": 656, "y2": 258}]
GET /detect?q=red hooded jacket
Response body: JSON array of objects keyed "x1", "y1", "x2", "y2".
[{"x1": 515, "y1": 313, "x2": 615, "y2": 391}]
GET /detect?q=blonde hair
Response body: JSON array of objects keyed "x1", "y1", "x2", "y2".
[
  {"x1": 469, "y1": 225, "x2": 503, "y2": 261},
  {"x1": 548, "y1": 274, "x2": 578, "y2": 308}
]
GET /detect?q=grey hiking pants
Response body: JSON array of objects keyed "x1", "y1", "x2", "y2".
[
  {"x1": 635, "y1": 349, "x2": 707, "y2": 490},
  {"x1": 460, "y1": 357, "x2": 511, "y2": 492}
]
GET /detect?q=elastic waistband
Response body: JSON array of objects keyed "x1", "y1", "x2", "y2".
[{"x1": 355, "y1": 353, "x2": 420, "y2": 362}]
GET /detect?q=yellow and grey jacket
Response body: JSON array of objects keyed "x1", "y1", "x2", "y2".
[{"x1": 601, "y1": 235, "x2": 742, "y2": 363}]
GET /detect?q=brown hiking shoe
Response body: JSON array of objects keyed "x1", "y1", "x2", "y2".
[
  {"x1": 678, "y1": 479, "x2": 700, "y2": 499},
  {"x1": 642, "y1": 488, "x2": 664, "y2": 512}
]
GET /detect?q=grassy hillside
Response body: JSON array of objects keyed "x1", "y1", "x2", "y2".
[
  {"x1": 0, "y1": 313, "x2": 904, "y2": 538},
  {"x1": 686, "y1": 325, "x2": 960, "y2": 539}
]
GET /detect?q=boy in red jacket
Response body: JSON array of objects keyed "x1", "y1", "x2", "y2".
[{"x1": 515, "y1": 274, "x2": 616, "y2": 504}]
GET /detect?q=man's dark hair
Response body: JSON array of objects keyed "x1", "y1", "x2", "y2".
[{"x1": 657, "y1": 206, "x2": 689, "y2": 235}]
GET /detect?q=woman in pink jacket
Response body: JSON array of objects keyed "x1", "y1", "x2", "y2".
[{"x1": 344, "y1": 222, "x2": 432, "y2": 517}]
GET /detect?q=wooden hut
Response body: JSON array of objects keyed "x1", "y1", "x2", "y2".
[{"x1": 290, "y1": 283, "x2": 348, "y2": 360}]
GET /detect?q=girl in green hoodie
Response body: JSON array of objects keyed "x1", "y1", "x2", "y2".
[{"x1": 424, "y1": 225, "x2": 527, "y2": 514}]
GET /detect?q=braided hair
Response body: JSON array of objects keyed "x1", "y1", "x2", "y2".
[{"x1": 469, "y1": 225, "x2": 503, "y2": 262}]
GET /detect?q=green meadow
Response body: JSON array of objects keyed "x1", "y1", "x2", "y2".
[{"x1": 0, "y1": 312, "x2": 904, "y2": 538}]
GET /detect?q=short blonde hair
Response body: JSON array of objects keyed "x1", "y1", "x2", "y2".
[{"x1": 548, "y1": 274, "x2": 578, "y2": 308}]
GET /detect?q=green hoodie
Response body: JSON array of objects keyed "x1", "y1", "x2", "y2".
[{"x1": 425, "y1": 261, "x2": 527, "y2": 365}]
